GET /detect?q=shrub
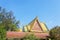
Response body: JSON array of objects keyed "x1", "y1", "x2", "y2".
[
  {"x1": 23, "y1": 34, "x2": 40, "y2": 40},
  {"x1": 49, "y1": 26, "x2": 60, "y2": 40}
]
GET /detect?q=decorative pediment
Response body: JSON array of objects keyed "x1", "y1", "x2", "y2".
[
  {"x1": 24, "y1": 17, "x2": 49, "y2": 32},
  {"x1": 30, "y1": 19, "x2": 43, "y2": 32}
]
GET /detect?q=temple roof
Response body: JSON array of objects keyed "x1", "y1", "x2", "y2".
[
  {"x1": 7, "y1": 31, "x2": 49, "y2": 39},
  {"x1": 6, "y1": 17, "x2": 49, "y2": 39},
  {"x1": 24, "y1": 17, "x2": 49, "y2": 32}
]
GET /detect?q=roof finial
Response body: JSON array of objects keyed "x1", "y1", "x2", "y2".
[{"x1": 35, "y1": 16, "x2": 38, "y2": 19}]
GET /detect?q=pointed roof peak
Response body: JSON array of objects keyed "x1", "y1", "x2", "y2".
[
  {"x1": 34, "y1": 16, "x2": 38, "y2": 20},
  {"x1": 28, "y1": 16, "x2": 39, "y2": 25},
  {"x1": 35, "y1": 16, "x2": 38, "y2": 19}
]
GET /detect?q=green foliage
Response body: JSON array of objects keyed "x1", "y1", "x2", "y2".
[
  {"x1": 0, "y1": 7, "x2": 20, "y2": 40},
  {"x1": 49, "y1": 26, "x2": 60, "y2": 40},
  {"x1": 0, "y1": 24, "x2": 6, "y2": 40},
  {"x1": 0, "y1": 7, "x2": 20, "y2": 31},
  {"x1": 23, "y1": 34, "x2": 40, "y2": 40}
]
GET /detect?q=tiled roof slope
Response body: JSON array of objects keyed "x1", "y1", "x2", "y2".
[{"x1": 7, "y1": 31, "x2": 49, "y2": 39}]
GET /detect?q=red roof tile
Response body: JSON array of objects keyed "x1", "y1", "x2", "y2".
[{"x1": 6, "y1": 31, "x2": 49, "y2": 39}]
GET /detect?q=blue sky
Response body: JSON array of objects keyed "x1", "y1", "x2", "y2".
[{"x1": 0, "y1": 0, "x2": 60, "y2": 29}]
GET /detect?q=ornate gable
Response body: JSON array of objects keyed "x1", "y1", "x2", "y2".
[
  {"x1": 30, "y1": 18, "x2": 43, "y2": 32},
  {"x1": 24, "y1": 17, "x2": 49, "y2": 32},
  {"x1": 28, "y1": 17, "x2": 48, "y2": 32}
]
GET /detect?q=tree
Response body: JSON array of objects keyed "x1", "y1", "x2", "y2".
[
  {"x1": 49, "y1": 26, "x2": 60, "y2": 40},
  {"x1": 0, "y1": 24, "x2": 6, "y2": 40},
  {"x1": 0, "y1": 7, "x2": 20, "y2": 31}
]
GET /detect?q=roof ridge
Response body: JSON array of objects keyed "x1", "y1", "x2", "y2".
[{"x1": 28, "y1": 16, "x2": 38, "y2": 25}]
